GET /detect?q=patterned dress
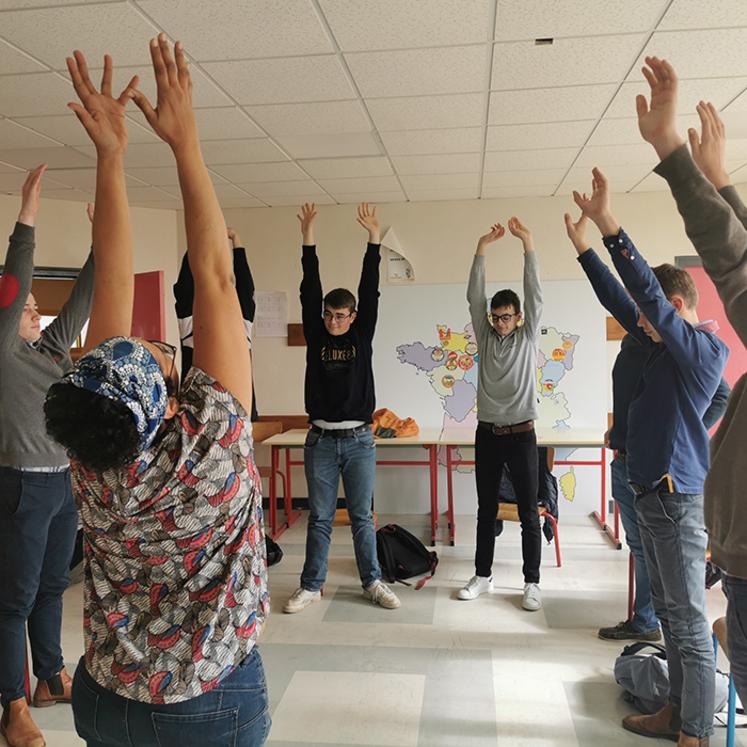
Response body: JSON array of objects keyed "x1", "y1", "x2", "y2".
[{"x1": 71, "y1": 368, "x2": 269, "y2": 704}]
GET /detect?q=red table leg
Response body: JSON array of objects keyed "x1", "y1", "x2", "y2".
[
  {"x1": 268, "y1": 445, "x2": 278, "y2": 538},
  {"x1": 590, "y1": 447, "x2": 608, "y2": 530},
  {"x1": 445, "y1": 445, "x2": 456, "y2": 546},
  {"x1": 284, "y1": 448, "x2": 302, "y2": 530}
]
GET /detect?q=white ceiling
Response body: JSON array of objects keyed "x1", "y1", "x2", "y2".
[{"x1": 0, "y1": 0, "x2": 745, "y2": 210}]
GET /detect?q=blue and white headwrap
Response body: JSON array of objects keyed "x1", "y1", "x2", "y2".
[{"x1": 63, "y1": 337, "x2": 168, "y2": 451}]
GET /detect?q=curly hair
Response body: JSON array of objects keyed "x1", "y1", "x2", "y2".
[{"x1": 45, "y1": 382, "x2": 141, "y2": 472}]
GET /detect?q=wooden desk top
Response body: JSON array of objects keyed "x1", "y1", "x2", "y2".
[{"x1": 261, "y1": 427, "x2": 444, "y2": 447}]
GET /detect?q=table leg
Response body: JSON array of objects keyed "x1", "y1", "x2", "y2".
[
  {"x1": 446, "y1": 445, "x2": 456, "y2": 546},
  {"x1": 269, "y1": 445, "x2": 278, "y2": 538},
  {"x1": 428, "y1": 444, "x2": 438, "y2": 546},
  {"x1": 590, "y1": 446, "x2": 608, "y2": 530}
]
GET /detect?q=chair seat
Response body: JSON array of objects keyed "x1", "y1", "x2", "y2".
[{"x1": 496, "y1": 504, "x2": 547, "y2": 522}]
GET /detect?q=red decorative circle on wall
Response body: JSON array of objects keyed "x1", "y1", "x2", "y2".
[{"x1": 0, "y1": 273, "x2": 20, "y2": 309}]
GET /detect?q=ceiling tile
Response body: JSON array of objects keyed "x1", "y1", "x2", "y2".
[
  {"x1": 659, "y1": 0, "x2": 747, "y2": 29},
  {"x1": 588, "y1": 115, "x2": 700, "y2": 147},
  {"x1": 0, "y1": 73, "x2": 72, "y2": 117},
  {"x1": 124, "y1": 166, "x2": 225, "y2": 186},
  {"x1": 0, "y1": 4, "x2": 159, "y2": 68},
  {"x1": 330, "y1": 190, "x2": 406, "y2": 204},
  {"x1": 381, "y1": 128, "x2": 483, "y2": 156},
  {"x1": 630, "y1": 172, "x2": 671, "y2": 192},
  {"x1": 406, "y1": 187, "x2": 480, "y2": 202},
  {"x1": 0, "y1": 37, "x2": 48, "y2": 74},
  {"x1": 321, "y1": 0, "x2": 490, "y2": 51},
  {"x1": 368, "y1": 93, "x2": 486, "y2": 131},
  {"x1": 574, "y1": 143, "x2": 659, "y2": 168},
  {"x1": 630, "y1": 29, "x2": 747, "y2": 80},
  {"x1": 485, "y1": 148, "x2": 578, "y2": 171},
  {"x1": 259, "y1": 194, "x2": 335, "y2": 206},
  {"x1": 0, "y1": 161, "x2": 24, "y2": 173},
  {"x1": 211, "y1": 162, "x2": 308, "y2": 183},
  {"x1": 482, "y1": 184, "x2": 557, "y2": 198},
  {"x1": 211, "y1": 183, "x2": 257, "y2": 200},
  {"x1": 0, "y1": 146, "x2": 94, "y2": 169},
  {"x1": 482, "y1": 169, "x2": 566, "y2": 187},
  {"x1": 489, "y1": 84, "x2": 617, "y2": 125},
  {"x1": 559, "y1": 164, "x2": 653, "y2": 193},
  {"x1": 200, "y1": 139, "x2": 289, "y2": 165},
  {"x1": 300, "y1": 156, "x2": 391, "y2": 179},
  {"x1": 276, "y1": 132, "x2": 382, "y2": 159},
  {"x1": 399, "y1": 173, "x2": 480, "y2": 191},
  {"x1": 241, "y1": 180, "x2": 327, "y2": 197},
  {"x1": 0, "y1": 0, "x2": 120, "y2": 8},
  {"x1": 0, "y1": 119, "x2": 61, "y2": 149},
  {"x1": 317, "y1": 175, "x2": 401, "y2": 192},
  {"x1": 492, "y1": 35, "x2": 646, "y2": 90},
  {"x1": 486, "y1": 121, "x2": 594, "y2": 151},
  {"x1": 730, "y1": 163, "x2": 747, "y2": 183},
  {"x1": 607, "y1": 77, "x2": 747, "y2": 119},
  {"x1": 77, "y1": 142, "x2": 174, "y2": 168},
  {"x1": 202, "y1": 56, "x2": 355, "y2": 105},
  {"x1": 46, "y1": 168, "x2": 145, "y2": 190},
  {"x1": 130, "y1": 199, "x2": 182, "y2": 210},
  {"x1": 0, "y1": 170, "x2": 68, "y2": 191},
  {"x1": 192, "y1": 108, "x2": 264, "y2": 140},
  {"x1": 392, "y1": 153, "x2": 482, "y2": 175},
  {"x1": 126, "y1": 185, "x2": 180, "y2": 201},
  {"x1": 245, "y1": 100, "x2": 370, "y2": 136},
  {"x1": 34, "y1": 188, "x2": 91, "y2": 202},
  {"x1": 12, "y1": 113, "x2": 157, "y2": 146},
  {"x1": 346, "y1": 45, "x2": 487, "y2": 98},
  {"x1": 494, "y1": 0, "x2": 668, "y2": 40},
  {"x1": 138, "y1": 0, "x2": 333, "y2": 60}
]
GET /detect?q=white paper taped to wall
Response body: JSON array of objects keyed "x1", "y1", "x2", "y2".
[
  {"x1": 254, "y1": 291, "x2": 288, "y2": 337},
  {"x1": 381, "y1": 226, "x2": 414, "y2": 283}
]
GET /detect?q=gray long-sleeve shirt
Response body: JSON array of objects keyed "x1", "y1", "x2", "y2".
[
  {"x1": 467, "y1": 251, "x2": 542, "y2": 425},
  {"x1": 0, "y1": 223, "x2": 94, "y2": 469}
]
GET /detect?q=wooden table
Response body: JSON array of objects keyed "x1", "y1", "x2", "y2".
[
  {"x1": 263, "y1": 428, "x2": 443, "y2": 544},
  {"x1": 441, "y1": 428, "x2": 608, "y2": 547}
]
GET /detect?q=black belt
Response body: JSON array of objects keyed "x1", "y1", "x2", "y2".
[
  {"x1": 478, "y1": 420, "x2": 534, "y2": 436},
  {"x1": 310, "y1": 424, "x2": 370, "y2": 439},
  {"x1": 630, "y1": 475, "x2": 674, "y2": 498}
]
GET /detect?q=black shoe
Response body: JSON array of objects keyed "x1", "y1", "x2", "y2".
[{"x1": 598, "y1": 619, "x2": 661, "y2": 641}]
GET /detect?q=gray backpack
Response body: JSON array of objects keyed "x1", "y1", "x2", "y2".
[{"x1": 614, "y1": 642, "x2": 729, "y2": 714}]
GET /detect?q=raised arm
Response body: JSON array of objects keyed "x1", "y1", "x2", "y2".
[
  {"x1": 564, "y1": 208, "x2": 647, "y2": 344},
  {"x1": 354, "y1": 203, "x2": 381, "y2": 338},
  {"x1": 298, "y1": 202, "x2": 324, "y2": 342},
  {"x1": 468, "y1": 222, "x2": 505, "y2": 338},
  {"x1": 0, "y1": 166, "x2": 45, "y2": 352},
  {"x1": 229, "y1": 228, "x2": 256, "y2": 327},
  {"x1": 508, "y1": 216, "x2": 542, "y2": 335},
  {"x1": 133, "y1": 34, "x2": 251, "y2": 413},
  {"x1": 703, "y1": 377, "x2": 731, "y2": 430},
  {"x1": 66, "y1": 52, "x2": 138, "y2": 351}
]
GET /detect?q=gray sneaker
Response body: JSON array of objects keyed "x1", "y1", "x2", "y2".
[
  {"x1": 364, "y1": 581, "x2": 401, "y2": 609},
  {"x1": 283, "y1": 587, "x2": 321, "y2": 614},
  {"x1": 522, "y1": 583, "x2": 542, "y2": 611}
]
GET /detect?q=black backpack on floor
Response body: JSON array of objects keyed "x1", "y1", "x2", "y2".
[
  {"x1": 265, "y1": 535, "x2": 283, "y2": 567},
  {"x1": 376, "y1": 524, "x2": 438, "y2": 589}
]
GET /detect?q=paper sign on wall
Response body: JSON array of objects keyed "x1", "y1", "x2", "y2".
[
  {"x1": 254, "y1": 291, "x2": 288, "y2": 337},
  {"x1": 381, "y1": 226, "x2": 414, "y2": 283}
]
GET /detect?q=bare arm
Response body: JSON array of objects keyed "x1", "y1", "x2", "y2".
[{"x1": 133, "y1": 35, "x2": 251, "y2": 413}]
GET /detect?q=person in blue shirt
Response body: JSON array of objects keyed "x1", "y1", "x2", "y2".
[{"x1": 565, "y1": 169, "x2": 729, "y2": 746}]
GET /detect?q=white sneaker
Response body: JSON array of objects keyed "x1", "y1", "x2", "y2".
[
  {"x1": 283, "y1": 587, "x2": 321, "y2": 614},
  {"x1": 364, "y1": 581, "x2": 401, "y2": 609},
  {"x1": 522, "y1": 583, "x2": 542, "y2": 611},
  {"x1": 457, "y1": 575, "x2": 493, "y2": 600}
]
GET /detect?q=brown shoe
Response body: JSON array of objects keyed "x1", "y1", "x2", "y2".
[
  {"x1": 622, "y1": 702, "x2": 681, "y2": 741},
  {"x1": 678, "y1": 734, "x2": 709, "y2": 747},
  {"x1": 32, "y1": 667, "x2": 72, "y2": 708},
  {"x1": 0, "y1": 698, "x2": 46, "y2": 747}
]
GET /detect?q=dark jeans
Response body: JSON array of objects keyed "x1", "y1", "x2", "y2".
[
  {"x1": 635, "y1": 488, "x2": 714, "y2": 739},
  {"x1": 0, "y1": 466, "x2": 77, "y2": 706},
  {"x1": 723, "y1": 575, "x2": 747, "y2": 711},
  {"x1": 72, "y1": 648, "x2": 270, "y2": 747},
  {"x1": 474, "y1": 426, "x2": 541, "y2": 583}
]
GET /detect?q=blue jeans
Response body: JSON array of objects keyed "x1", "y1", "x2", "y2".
[
  {"x1": 0, "y1": 467, "x2": 78, "y2": 706},
  {"x1": 300, "y1": 428, "x2": 381, "y2": 591},
  {"x1": 635, "y1": 488, "x2": 714, "y2": 739},
  {"x1": 723, "y1": 575, "x2": 747, "y2": 711},
  {"x1": 72, "y1": 648, "x2": 270, "y2": 747},
  {"x1": 611, "y1": 457, "x2": 659, "y2": 632}
]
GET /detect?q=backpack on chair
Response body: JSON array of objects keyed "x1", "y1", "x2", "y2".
[{"x1": 376, "y1": 524, "x2": 438, "y2": 589}]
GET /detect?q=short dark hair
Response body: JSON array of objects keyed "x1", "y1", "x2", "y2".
[
  {"x1": 324, "y1": 288, "x2": 356, "y2": 312},
  {"x1": 490, "y1": 289, "x2": 521, "y2": 314},
  {"x1": 45, "y1": 383, "x2": 141, "y2": 472},
  {"x1": 651, "y1": 264, "x2": 698, "y2": 309}
]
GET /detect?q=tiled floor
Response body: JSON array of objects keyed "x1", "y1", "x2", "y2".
[{"x1": 14, "y1": 514, "x2": 744, "y2": 746}]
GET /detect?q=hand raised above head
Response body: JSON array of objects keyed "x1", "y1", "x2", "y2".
[
  {"x1": 689, "y1": 101, "x2": 730, "y2": 190},
  {"x1": 572, "y1": 168, "x2": 620, "y2": 237},
  {"x1": 66, "y1": 51, "x2": 138, "y2": 156},
  {"x1": 477, "y1": 222, "x2": 505, "y2": 246},
  {"x1": 356, "y1": 202, "x2": 380, "y2": 243},
  {"x1": 563, "y1": 211, "x2": 590, "y2": 256},
  {"x1": 86, "y1": 202, "x2": 95, "y2": 224},
  {"x1": 297, "y1": 202, "x2": 317, "y2": 244},
  {"x1": 131, "y1": 34, "x2": 197, "y2": 152},
  {"x1": 18, "y1": 164, "x2": 47, "y2": 226},
  {"x1": 636, "y1": 56, "x2": 685, "y2": 160}
]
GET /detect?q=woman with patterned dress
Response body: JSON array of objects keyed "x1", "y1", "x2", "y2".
[{"x1": 44, "y1": 36, "x2": 269, "y2": 747}]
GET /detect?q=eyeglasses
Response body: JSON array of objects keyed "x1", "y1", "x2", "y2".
[
  {"x1": 147, "y1": 340, "x2": 177, "y2": 395},
  {"x1": 323, "y1": 311, "x2": 353, "y2": 322},
  {"x1": 491, "y1": 313, "x2": 517, "y2": 324}
]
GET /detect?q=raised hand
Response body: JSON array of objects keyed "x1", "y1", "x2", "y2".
[
  {"x1": 86, "y1": 202, "x2": 95, "y2": 223},
  {"x1": 636, "y1": 56, "x2": 686, "y2": 160},
  {"x1": 475, "y1": 223, "x2": 505, "y2": 256},
  {"x1": 563, "y1": 211, "x2": 590, "y2": 256},
  {"x1": 689, "y1": 101, "x2": 730, "y2": 190},
  {"x1": 18, "y1": 164, "x2": 47, "y2": 227},
  {"x1": 572, "y1": 168, "x2": 620, "y2": 237},
  {"x1": 66, "y1": 52, "x2": 137, "y2": 155},
  {"x1": 227, "y1": 227, "x2": 241, "y2": 247},
  {"x1": 507, "y1": 216, "x2": 534, "y2": 252},
  {"x1": 297, "y1": 202, "x2": 317, "y2": 245},
  {"x1": 356, "y1": 202, "x2": 380, "y2": 243},
  {"x1": 131, "y1": 34, "x2": 197, "y2": 152}
]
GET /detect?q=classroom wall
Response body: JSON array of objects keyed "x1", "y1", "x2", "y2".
[{"x1": 0, "y1": 192, "x2": 180, "y2": 349}]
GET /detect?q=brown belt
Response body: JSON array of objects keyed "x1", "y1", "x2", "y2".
[{"x1": 478, "y1": 420, "x2": 534, "y2": 436}]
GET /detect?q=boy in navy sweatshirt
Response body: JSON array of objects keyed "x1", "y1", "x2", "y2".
[{"x1": 565, "y1": 170, "x2": 728, "y2": 745}]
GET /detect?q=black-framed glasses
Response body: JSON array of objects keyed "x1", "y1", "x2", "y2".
[
  {"x1": 323, "y1": 310, "x2": 353, "y2": 322},
  {"x1": 491, "y1": 313, "x2": 517, "y2": 324},
  {"x1": 147, "y1": 340, "x2": 177, "y2": 395}
]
